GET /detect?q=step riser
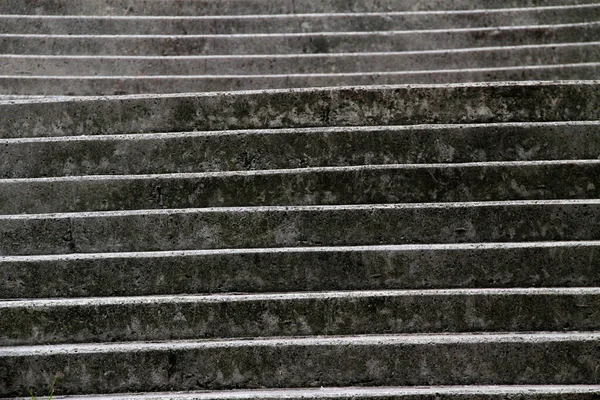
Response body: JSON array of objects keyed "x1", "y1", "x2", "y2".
[
  {"x1": 1, "y1": 203, "x2": 599, "y2": 255},
  {"x1": 3, "y1": 291, "x2": 600, "y2": 345},
  {"x1": 3, "y1": 7, "x2": 599, "y2": 35},
  {"x1": 2, "y1": 244, "x2": 599, "y2": 298},
  {"x1": 4, "y1": 44, "x2": 599, "y2": 75},
  {"x1": 3, "y1": 0, "x2": 597, "y2": 16},
  {"x1": 2, "y1": 83, "x2": 598, "y2": 139},
  {"x1": 3, "y1": 123, "x2": 599, "y2": 178},
  {"x1": 4, "y1": 25, "x2": 599, "y2": 55},
  {"x1": 3, "y1": 64, "x2": 599, "y2": 95},
  {"x1": 2, "y1": 163, "x2": 599, "y2": 214},
  {"x1": 1, "y1": 338, "x2": 598, "y2": 396}
]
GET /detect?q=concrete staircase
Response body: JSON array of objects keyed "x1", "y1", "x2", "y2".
[
  {"x1": 1, "y1": 1, "x2": 600, "y2": 400},
  {"x1": 1, "y1": 0, "x2": 600, "y2": 95}
]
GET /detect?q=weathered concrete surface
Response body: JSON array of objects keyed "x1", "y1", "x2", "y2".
[
  {"x1": 1, "y1": 332, "x2": 599, "y2": 396},
  {"x1": 2, "y1": 288, "x2": 600, "y2": 345},
  {"x1": 1, "y1": 82, "x2": 599, "y2": 138},
  {"x1": 3, "y1": 0, "x2": 599, "y2": 16},
  {"x1": 2, "y1": 63, "x2": 599, "y2": 95},
  {"x1": 1, "y1": 200, "x2": 599, "y2": 256},
  {"x1": 6, "y1": 386, "x2": 600, "y2": 400},
  {"x1": 2, "y1": 122, "x2": 599, "y2": 178},
  {"x1": 3, "y1": 5, "x2": 599, "y2": 34},
  {"x1": 4, "y1": 43, "x2": 599, "y2": 76},
  {"x1": 1, "y1": 242, "x2": 599, "y2": 298},
  {"x1": 1, "y1": 3, "x2": 599, "y2": 398},
  {"x1": 3, "y1": 23, "x2": 599, "y2": 56},
  {"x1": 1, "y1": 161, "x2": 599, "y2": 214}
]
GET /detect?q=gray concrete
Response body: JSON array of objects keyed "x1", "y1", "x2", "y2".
[
  {"x1": 1, "y1": 200, "x2": 599, "y2": 256},
  {"x1": 4, "y1": 43, "x2": 599, "y2": 76},
  {"x1": 1, "y1": 82, "x2": 599, "y2": 138},
  {"x1": 2, "y1": 288, "x2": 600, "y2": 345},
  {"x1": 1, "y1": 241, "x2": 599, "y2": 298},
  {"x1": 2, "y1": 5, "x2": 599, "y2": 34},
  {"x1": 1, "y1": 332, "x2": 599, "y2": 396},
  {"x1": 3, "y1": 23, "x2": 599, "y2": 56},
  {"x1": 7, "y1": 386, "x2": 600, "y2": 400},
  {"x1": 2, "y1": 122, "x2": 599, "y2": 178},
  {"x1": 3, "y1": 0, "x2": 599, "y2": 16},
  {"x1": 1, "y1": 1, "x2": 600, "y2": 397},
  {"x1": 2, "y1": 63, "x2": 599, "y2": 95},
  {"x1": 1, "y1": 161, "x2": 599, "y2": 214}
]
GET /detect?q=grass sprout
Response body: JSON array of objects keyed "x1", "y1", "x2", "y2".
[{"x1": 27, "y1": 376, "x2": 59, "y2": 400}]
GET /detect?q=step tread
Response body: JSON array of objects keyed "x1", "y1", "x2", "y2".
[{"x1": 4, "y1": 61, "x2": 600, "y2": 78}]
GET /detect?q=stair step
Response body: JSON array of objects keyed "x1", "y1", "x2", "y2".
[
  {"x1": 1, "y1": 161, "x2": 599, "y2": 214},
  {"x1": 3, "y1": 63, "x2": 600, "y2": 95},
  {"x1": 3, "y1": 288, "x2": 600, "y2": 346},
  {"x1": 3, "y1": 23, "x2": 599, "y2": 56},
  {"x1": 2, "y1": 332, "x2": 599, "y2": 396},
  {"x1": 2, "y1": 82, "x2": 598, "y2": 139},
  {"x1": 3, "y1": 5, "x2": 599, "y2": 35},
  {"x1": 2, "y1": 200, "x2": 599, "y2": 256},
  {"x1": 3, "y1": 0, "x2": 597, "y2": 16},
  {"x1": 9, "y1": 385, "x2": 600, "y2": 400},
  {"x1": 5, "y1": 43, "x2": 599, "y2": 76},
  {"x1": 2, "y1": 242, "x2": 599, "y2": 298},
  {"x1": 3, "y1": 122, "x2": 599, "y2": 178}
]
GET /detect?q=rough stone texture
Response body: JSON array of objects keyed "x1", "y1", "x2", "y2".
[
  {"x1": 3, "y1": 43, "x2": 599, "y2": 76},
  {"x1": 2, "y1": 0, "x2": 598, "y2": 96},
  {"x1": 2, "y1": 122, "x2": 599, "y2": 178},
  {"x1": 1, "y1": 333, "x2": 599, "y2": 396},
  {"x1": 3, "y1": 65, "x2": 600, "y2": 95},
  {"x1": 1, "y1": 161, "x2": 599, "y2": 214},
  {"x1": 1, "y1": 243, "x2": 598, "y2": 298},
  {"x1": 1, "y1": 82, "x2": 599, "y2": 138},
  {"x1": 2, "y1": 6, "x2": 600, "y2": 35},
  {"x1": 4, "y1": 24, "x2": 600, "y2": 56},
  {"x1": 2, "y1": 289, "x2": 600, "y2": 346},
  {"x1": 1, "y1": 201, "x2": 599, "y2": 256},
  {"x1": 1, "y1": 1, "x2": 600, "y2": 399},
  {"x1": 3, "y1": 0, "x2": 599, "y2": 16}
]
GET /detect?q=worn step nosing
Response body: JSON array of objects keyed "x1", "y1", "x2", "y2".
[
  {"x1": 3, "y1": 159, "x2": 599, "y2": 183},
  {"x1": 2, "y1": 241, "x2": 599, "y2": 263},
  {"x1": 3, "y1": 199, "x2": 599, "y2": 220},
  {"x1": 2, "y1": 120, "x2": 598, "y2": 144},
  {"x1": 2, "y1": 80, "x2": 595, "y2": 103},
  {"x1": 3, "y1": 331, "x2": 600, "y2": 356},
  {"x1": 3, "y1": 287, "x2": 600, "y2": 308},
  {"x1": 7, "y1": 385, "x2": 600, "y2": 400}
]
